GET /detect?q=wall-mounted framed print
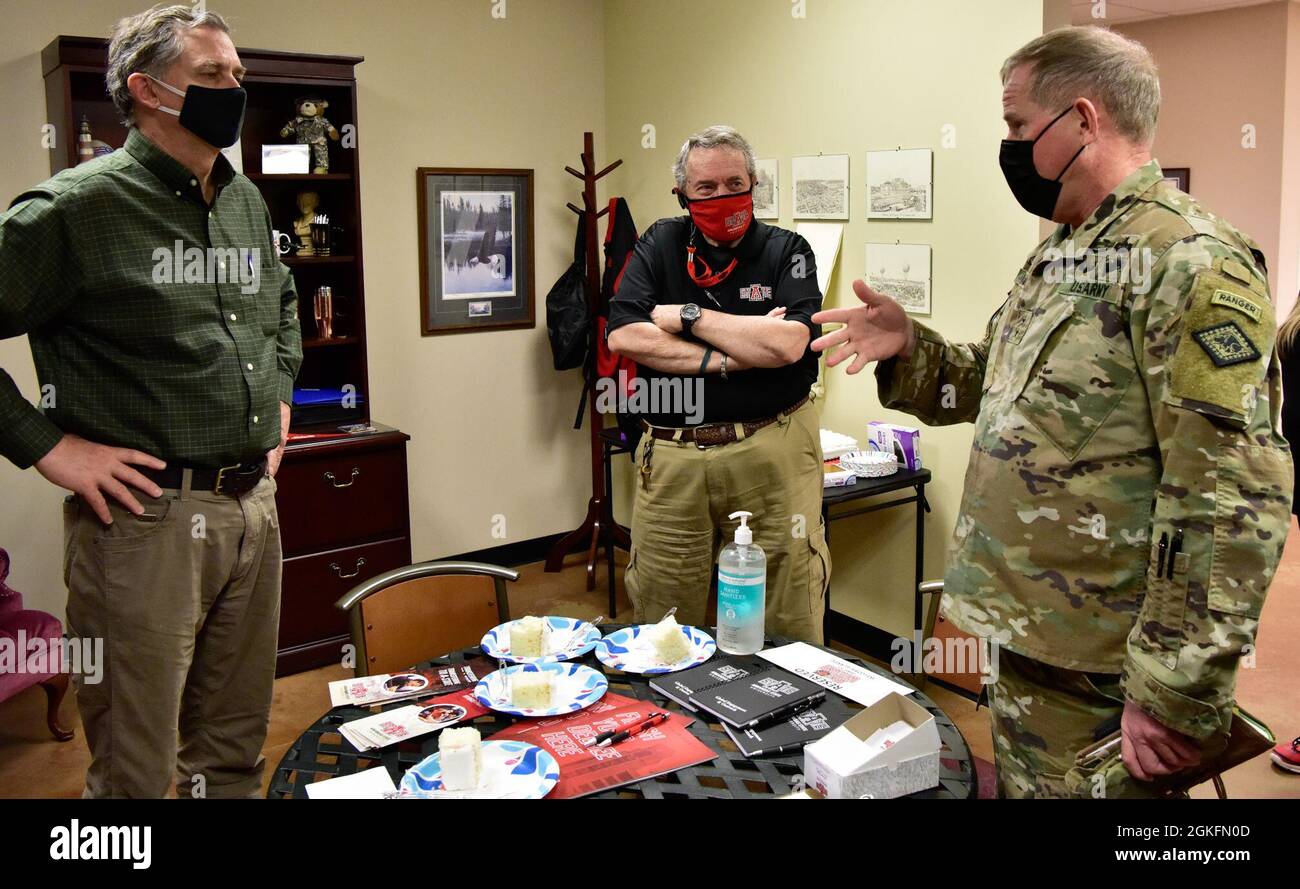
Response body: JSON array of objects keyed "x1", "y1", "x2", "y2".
[
  {"x1": 867, "y1": 148, "x2": 932, "y2": 219},
  {"x1": 754, "y1": 157, "x2": 779, "y2": 218},
  {"x1": 866, "y1": 242, "x2": 932, "y2": 316},
  {"x1": 792, "y1": 153, "x2": 849, "y2": 219},
  {"x1": 417, "y1": 167, "x2": 535, "y2": 335},
  {"x1": 1161, "y1": 167, "x2": 1190, "y2": 193}
]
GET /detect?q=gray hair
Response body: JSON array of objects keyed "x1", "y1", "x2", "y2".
[
  {"x1": 107, "y1": 4, "x2": 231, "y2": 124},
  {"x1": 1001, "y1": 26, "x2": 1160, "y2": 146},
  {"x1": 673, "y1": 125, "x2": 757, "y2": 190}
]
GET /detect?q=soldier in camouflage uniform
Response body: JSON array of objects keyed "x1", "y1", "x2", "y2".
[{"x1": 813, "y1": 27, "x2": 1292, "y2": 798}]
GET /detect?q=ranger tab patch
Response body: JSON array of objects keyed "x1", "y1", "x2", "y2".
[
  {"x1": 1209, "y1": 289, "x2": 1263, "y2": 324},
  {"x1": 1192, "y1": 321, "x2": 1261, "y2": 368}
]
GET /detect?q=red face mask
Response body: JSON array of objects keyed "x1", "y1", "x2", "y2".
[{"x1": 675, "y1": 187, "x2": 754, "y2": 243}]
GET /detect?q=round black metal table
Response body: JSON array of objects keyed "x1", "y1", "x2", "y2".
[{"x1": 268, "y1": 627, "x2": 977, "y2": 799}]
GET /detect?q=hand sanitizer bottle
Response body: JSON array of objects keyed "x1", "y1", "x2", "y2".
[{"x1": 717, "y1": 510, "x2": 766, "y2": 654}]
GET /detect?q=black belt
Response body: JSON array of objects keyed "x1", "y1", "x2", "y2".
[{"x1": 141, "y1": 458, "x2": 268, "y2": 497}]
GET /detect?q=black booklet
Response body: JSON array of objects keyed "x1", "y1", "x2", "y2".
[
  {"x1": 648, "y1": 654, "x2": 770, "y2": 712},
  {"x1": 722, "y1": 695, "x2": 852, "y2": 758},
  {"x1": 688, "y1": 667, "x2": 826, "y2": 730}
]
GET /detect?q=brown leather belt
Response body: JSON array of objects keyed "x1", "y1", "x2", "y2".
[{"x1": 642, "y1": 395, "x2": 810, "y2": 449}]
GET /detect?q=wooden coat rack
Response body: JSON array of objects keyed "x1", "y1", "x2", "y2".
[{"x1": 544, "y1": 132, "x2": 632, "y2": 589}]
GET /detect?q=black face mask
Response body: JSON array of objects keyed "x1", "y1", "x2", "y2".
[
  {"x1": 999, "y1": 106, "x2": 1086, "y2": 220},
  {"x1": 148, "y1": 74, "x2": 247, "y2": 149}
]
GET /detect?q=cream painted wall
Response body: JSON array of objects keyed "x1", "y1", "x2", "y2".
[
  {"x1": 0, "y1": 0, "x2": 605, "y2": 618},
  {"x1": 602, "y1": 0, "x2": 1044, "y2": 637},
  {"x1": 1117, "y1": 2, "x2": 1297, "y2": 310}
]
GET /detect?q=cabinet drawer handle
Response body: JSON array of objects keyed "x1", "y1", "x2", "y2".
[
  {"x1": 324, "y1": 468, "x2": 360, "y2": 488},
  {"x1": 330, "y1": 557, "x2": 367, "y2": 579}
]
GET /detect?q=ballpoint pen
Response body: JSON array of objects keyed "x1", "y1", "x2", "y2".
[{"x1": 588, "y1": 711, "x2": 670, "y2": 748}]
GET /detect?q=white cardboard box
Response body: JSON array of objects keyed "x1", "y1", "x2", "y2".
[
  {"x1": 803, "y1": 692, "x2": 940, "y2": 799},
  {"x1": 261, "y1": 144, "x2": 310, "y2": 174}
]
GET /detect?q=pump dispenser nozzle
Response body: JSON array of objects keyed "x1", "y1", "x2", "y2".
[{"x1": 729, "y1": 510, "x2": 753, "y2": 546}]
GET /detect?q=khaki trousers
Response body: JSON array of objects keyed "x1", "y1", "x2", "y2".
[
  {"x1": 63, "y1": 474, "x2": 282, "y2": 799},
  {"x1": 626, "y1": 399, "x2": 830, "y2": 643}
]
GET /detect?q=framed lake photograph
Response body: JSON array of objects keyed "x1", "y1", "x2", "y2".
[{"x1": 417, "y1": 167, "x2": 535, "y2": 335}]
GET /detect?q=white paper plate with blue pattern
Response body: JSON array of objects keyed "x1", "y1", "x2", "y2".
[
  {"x1": 400, "y1": 740, "x2": 560, "y2": 798},
  {"x1": 480, "y1": 616, "x2": 600, "y2": 664},
  {"x1": 594, "y1": 624, "x2": 716, "y2": 675},
  {"x1": 474, "y1": 661, "x2": 608, "y2": 717}
]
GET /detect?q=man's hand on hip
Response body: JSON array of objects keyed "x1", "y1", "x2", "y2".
[
  {"x1": 34, "y1": 434, "x2": 165, "y2": 524},
  {"x1": 1121, "y1": 699, "x2": 1202, "y2": 781},
  {"x1": 266, "y1": 401, "x2": 291, "y2": 478},
  {"x1": 811, "y1": 279, "x2": 915, "y2": 373}
]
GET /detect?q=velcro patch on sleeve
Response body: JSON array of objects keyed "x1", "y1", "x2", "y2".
[{"x1": 1168, "y1": 267, "x2": 1274, "y2": 427}]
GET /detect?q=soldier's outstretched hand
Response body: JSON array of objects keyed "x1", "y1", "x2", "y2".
[{"x1": 811, "y1": 279, "x2": 915, "y2": 374}]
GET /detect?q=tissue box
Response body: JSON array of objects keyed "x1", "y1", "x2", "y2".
[
  {"x1": 867, "y1": 422, "x2": 922, "y2": 471},
  {"x1": 803, "y1": 692, "x2": 940, "y2": 799}
]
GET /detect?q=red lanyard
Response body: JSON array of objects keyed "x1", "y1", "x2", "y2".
[{"x1": 685, "y1": 243, "x2": 738, "y2": 287}]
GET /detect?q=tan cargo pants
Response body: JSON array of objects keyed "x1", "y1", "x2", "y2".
[
  {"x1": 62, "y1": 474, "x2": 282, "y2": 799},
  {"x1": 626, "y1": 399, "x2": 830, "y2": 643}
]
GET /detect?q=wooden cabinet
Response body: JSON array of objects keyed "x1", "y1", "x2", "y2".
[
  {"x1": 275, "y1": 427, "x2": 411, "y2": 675},
  {"x1": 41, "y1": 37, "x2": 412, "y2": 676}
]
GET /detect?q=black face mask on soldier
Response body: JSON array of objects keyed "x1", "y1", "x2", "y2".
[
  {"x1": 147, "y1": 74, "x2": 247, "y2": 149},
  {"x1": 999, "y1": 105, "x2": 1086, "y2": 220}
]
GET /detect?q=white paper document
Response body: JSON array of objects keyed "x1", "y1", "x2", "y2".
[
  {"x1": 305, "y1": 766, "x2": 397, "y2": 799},
  {"x1": 759, "y1": 641, "x2": 913, "y2": 707},
  {"x1": 795, "y1": 222, "x2": 843, "y2": 296}
]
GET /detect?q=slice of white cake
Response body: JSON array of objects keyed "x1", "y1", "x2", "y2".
[
  {"x1": 511, "y1": 670, "x2": 554, "y2": 709},
  {"x1": 510, "y1": 616, "x2": 550, "y2": 658},
  {"x1": 649, "y1": 615, "x2": 692, "y2": 664},
  {"x1": 438, "y1": 726, "x2": 482, "y2": 791}
]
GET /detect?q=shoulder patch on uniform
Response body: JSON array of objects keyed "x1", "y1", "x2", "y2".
[
  {"x1": 1192, "y1": 321, "x2": 1260, "y2": 367},
  {"x1": 1209, "y1": 289, "x2": 1263, "y2": 324},
  {"x1": 1167, "y1": 266, "x2": 1274, "y2": 428}
]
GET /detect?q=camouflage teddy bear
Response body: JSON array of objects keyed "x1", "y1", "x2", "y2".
[{"x1": 280, "y1": 96, "x2": 340, "y2": 174}]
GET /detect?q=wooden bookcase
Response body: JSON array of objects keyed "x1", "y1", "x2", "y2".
[{"x1": 41, "y1": 36, "x2": 412, "y2": 676}]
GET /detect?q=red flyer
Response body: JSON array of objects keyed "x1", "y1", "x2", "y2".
[{"x1": 492, "y1": 693, "x2": 716, "y2": 798}]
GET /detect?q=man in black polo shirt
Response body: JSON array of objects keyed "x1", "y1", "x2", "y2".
[{"x1": 608, "y1": 125, "x2": 830, "y2": 643}]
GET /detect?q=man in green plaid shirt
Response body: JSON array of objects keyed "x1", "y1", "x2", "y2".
[{"x1": 0, "y1": 6, "x2": 301, "y2": 797}]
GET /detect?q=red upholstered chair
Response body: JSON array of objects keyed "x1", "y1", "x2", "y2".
[{"x1": 0, "y1": 548, "x2": 74, "y2": 741}]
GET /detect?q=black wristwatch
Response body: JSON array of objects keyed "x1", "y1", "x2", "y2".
[{"x1": 680, "y1": 303, "x2": 702, "y2": 337}]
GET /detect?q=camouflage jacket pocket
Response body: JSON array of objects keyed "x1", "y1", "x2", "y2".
[
  {"x1": 1207, "y1": 444, "x2": 1292, "y2": 617},
  {"x1": 1134, "y1": 539, "x2": 1188, "y2": 671},
  {"x1": 1015, "y1": 297, "x2": 1136, "y2": 461}
]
